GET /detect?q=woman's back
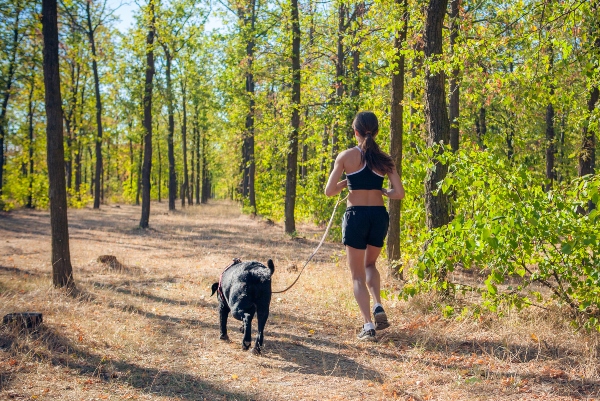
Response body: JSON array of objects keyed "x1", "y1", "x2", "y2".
[{"x1": 341, "y1": 147, "x2": 386, "y2": 207}]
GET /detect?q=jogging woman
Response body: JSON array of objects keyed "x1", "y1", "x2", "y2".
[{"x1": 325, "y1": 111, "x2": 405, "y2": 341}]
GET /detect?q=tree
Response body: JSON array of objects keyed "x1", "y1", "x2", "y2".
[
  {"x1": 284, "y1": 0, "x2": 301, "y2": 234},
  {"x1": 449, "y1": 0, "x2": 460, "y2": 152},
  {"x1": 578, "y1": 0, "x2": 599, "y2": 182},
  {"x1": 155, "y1": 0, "x2": 200, "y2": 211},
  {"x1": 0, "y1": 0, "x2": 24, "y2": 196},
  {"x1": 386, "y1": 0, "x2": 408, "y2": 278},
  {"x1": 42, "y1": 0, "x2": 74, "y2": 288},
  {"x1": 63, "y1": 0, "x2": 114, "y2": 209},
  {"x1": 423, "y1": 0, "x2": 451, "y2": 230},
  {"x1": 140, "y1": 0, "x2": 155, "y2": 228}
]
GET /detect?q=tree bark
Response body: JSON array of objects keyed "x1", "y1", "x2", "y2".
[
  {"x1": 449, "y1": 0, "x2": 460, "y2": 152},
  {"x1": 241, "y1": 0, "x2": 257, "y2": 213},
  {"x1": 42, "y1": 0, "x2": 74, "y2": 288},
  {"x1": 285, "y1": 0, "x2": 301, "y2": 234},
  {"x1": 545, "y1": 47, "x2": 556, "y2": 191},
  {"x1": 181, "y1": 80, "x2": 190, "y2": 207},
  {"x1": 164, "y1": 52, "x2": 177, "y2": 211},
  {"x1": 476, "y1": 107, "x2": 487, "y2": 150},
  {"x1": 331, "y1": 1, "x2": 345, "y2": 161},
  {"x1": 0, "y1": 5, "x2": 22, "y2": 196},
  {"x1": 423, "y1": 0, "x2": 451, "y2": 230},
  {"x1": 140, "y1": 0, "x2": 155, "y2": 228},
  {"x1": 195, "y1": 118, "x2": 200, "y2": 205},
  {"x1": 85, "y1": 1, "x2": 104, "y2": 209},
  {"x1": 135, "y1": 135, "x2": 143, "y2": 206},
  {"x1": 157, "y1": 125, "x2": 162, "y2": 202},
  {"x1": 27, "y1": 74, "x2": 35, "y2": 209},
  {"x1": 578, "y1": 2, "x2": 599, "y2": 179},
  {"x1": 387, "y1": 0, "x2": 408, "y2": 278},
  {"x1": 578, "y1": 87, "x2": 598, "y2": 177},
  {"x1": 201, "y1": 130, "x2": 209, "y2": 204},
  {"x1": 190, "y1": 112, "x2": 196, "y2": 205}
]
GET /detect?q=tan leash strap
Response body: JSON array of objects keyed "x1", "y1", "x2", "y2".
[{"x1": 272, "y1": 192, "x2": 348, "y2": 294}]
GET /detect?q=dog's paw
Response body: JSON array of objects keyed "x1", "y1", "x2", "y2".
[
  {"x1": 251, "y1": 346, "x2": 261, "y2": 356},
  {"x1": 219, "y1": 334, "x2": 230, "y2": 341},
  {"x1": 242, "y1": 341, "x2": 251, "y2": 350}
]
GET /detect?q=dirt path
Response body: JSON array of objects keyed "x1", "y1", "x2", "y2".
[{"x1": 1, "y1": 201, "x2": 599, "y2": 400}]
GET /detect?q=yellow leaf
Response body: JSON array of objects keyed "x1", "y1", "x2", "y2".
[
  {"x1": 231, "y1": 374, "x2": 238, "y2": 380},
  {"x1": 530, "y1": 333, "x2": 539, "y2": 343}
]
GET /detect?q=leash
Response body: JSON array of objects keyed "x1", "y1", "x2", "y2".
[{"x1": 272, "y1": 192, "x2": 348, "y2": 294}]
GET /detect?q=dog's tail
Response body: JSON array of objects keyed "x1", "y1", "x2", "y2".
[
  {"x1": 211, "y1": 282, "x2": 219, "y2": 296},
  {"x1": 267, "y1": 259, "x2": 275, "y2": 274}
]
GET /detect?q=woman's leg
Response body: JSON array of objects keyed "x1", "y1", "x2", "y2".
[
  {"x1": 346, "y1": 245, "x2": 372, "y2": 324},
  {"x1": 365, "y1": 245, "x2": 383, "y2": 305}
]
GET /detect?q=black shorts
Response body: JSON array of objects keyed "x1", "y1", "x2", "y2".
[{"x1": 342, "y1": 206, "x2": 389, "y2": 250}]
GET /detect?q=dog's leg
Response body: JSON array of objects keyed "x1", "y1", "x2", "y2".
[
  {"x1": 219, "y1": 300, "x2": 230, "y2": 341},
  {"x1": 252, "y1": 309, "x2": 269, "y2": 355},
  {"x1": 242, "y1": 312, "x2": 253, "y2": 350}
]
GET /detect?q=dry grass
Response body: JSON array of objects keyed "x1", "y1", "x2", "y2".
[{"x1": 0, "y1": 200, "x2": 599, "y2": 400}]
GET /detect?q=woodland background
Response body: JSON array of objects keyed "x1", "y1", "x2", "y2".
[{"x1": 0, "y1": 0, "x2": 599, "y2": 328}]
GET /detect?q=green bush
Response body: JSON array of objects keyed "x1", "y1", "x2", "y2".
[{"x1": 402, "y1": 144, "x2": 600, "y2": 330}]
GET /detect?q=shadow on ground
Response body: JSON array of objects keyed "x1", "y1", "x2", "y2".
[{"x1": 0, "y1": 325, "x2": 254, "y2": 401}]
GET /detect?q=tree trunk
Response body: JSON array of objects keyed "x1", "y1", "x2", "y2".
[
  {"x1": 387, "y1": 0, "x2": 408, "y2": 278},
  {"x1": 195, "y1": 114, "x2": 201, "y2": 205},
  {"x1": 449, "y1": 0, "x2": 460, "y2": 152},
  {"x1": 165, "y1": 52, "x2": 177, "y2": 211},
  {"x1": 75, "y1": 141, "x2": 82, "y2": 195},
  {"x1": 285, "y1": 0, "x2": 301, "y2": 234},
  {"x1": 64, "y1": 51, "x2": 79, "y2": 191},
  {"x1": 201, "y1": 130, "x2": 209, "y2": 204},
  {"x1": 42, "y1": 0, "x2": 74, "y2": 288},
  {"x1": 578, "y1": 87, "x2": 598, "y2": 177},
  {"x1": 181, "y1": 80, "x2": 190, "y2": 207},
  {"x1": 0, "y1": 5, "x2": 22, "y2": 196},
  {"x1": 544, "y1": 45, "x2": 556, "y2": 192},
  {"x1": 74, "y1": 78, "x2": 85, "y2": 196},
  {"x1": 476, "y1": 107, "x2": 486, "y2": 150},
  {"x1": 157, "y1": 127, "x2": 162, "y2": 202},
  {"x1": 140, "y1": 0, "x2": 155, "y2": 228},
  {"x1": 136, "y1": 135, "x2": 143, "y2": 206},
  {"x1": 244, "y1": 1, "x2": 257, "y2": 213},
  {"x1": 332, "y1": 1, "x2": 345, "y2": 159},
  {"x1": 545, "y1": 107, "x2": 555, "y2": 188},
  {"x1": 190, "y1": 114, "x2": 196, "y2": 205},
  {"x1": 423, "y1": 0, "x2": 451, "y2": 231},
  {"x1": 86, "y1": 1, "x2": 103, "y2": 210},
  {"x1": 27, "y1": 75, "x2": 35, "y2": 209}
]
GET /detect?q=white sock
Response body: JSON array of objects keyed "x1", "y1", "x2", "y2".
[
  {"x1": 363, "y1": 322, "x2": 375, "y2": 331},
  {"x1": 372, "y1": 303, "x2": 383, "y2": 313}
]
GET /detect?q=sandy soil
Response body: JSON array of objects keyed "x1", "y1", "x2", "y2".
[{"x1": 0, "y1": 200, "x2": 599, "y2": 400}]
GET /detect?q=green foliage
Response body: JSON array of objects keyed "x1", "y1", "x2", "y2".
[{"x1": 402, "y1": 142, "x2": 600, "y2": 330}]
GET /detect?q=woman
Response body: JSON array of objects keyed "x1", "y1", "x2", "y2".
[{"x1": 325, "y1": 111, "x2": 405, "y2": 341}]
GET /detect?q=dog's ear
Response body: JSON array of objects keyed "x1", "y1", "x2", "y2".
[
  {"x1": 267, "y1": 259, "x2": 275, "y2": 274},
  {"x1": 211, "y1": 283, "x2": 219, "y2": 296}
]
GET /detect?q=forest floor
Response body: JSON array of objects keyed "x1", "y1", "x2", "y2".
[{"x1": 0, "y1": 200, "x2": 599, "y2": 401}]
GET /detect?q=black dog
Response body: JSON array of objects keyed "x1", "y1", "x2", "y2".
[{"x1": 211, "y1": 259, "x2": 274, "y2": 355}]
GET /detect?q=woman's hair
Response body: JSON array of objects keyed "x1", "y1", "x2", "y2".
[{"x1": 352, "y1": 111, "x2": 395, "y2": 175}]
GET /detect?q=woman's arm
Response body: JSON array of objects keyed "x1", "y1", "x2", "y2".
[
  {"x1": 325, "y1": 153, "x2": 348, "y2": 196},
  {"x1": 382, "y1": 168, "x2": 405, "y2": 200}
]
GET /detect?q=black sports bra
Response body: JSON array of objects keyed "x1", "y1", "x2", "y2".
[{"x1": 346, "y1": 147, "x2": 384, "y2": 190}]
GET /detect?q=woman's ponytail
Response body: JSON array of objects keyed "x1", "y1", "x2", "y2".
[{"x1": 353, "y1": 112, "x2": 395, "y2": 175}]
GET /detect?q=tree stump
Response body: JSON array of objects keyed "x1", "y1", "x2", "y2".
[{"x1": 2, "y1": 312, "x2": 43, "y2": 329}]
